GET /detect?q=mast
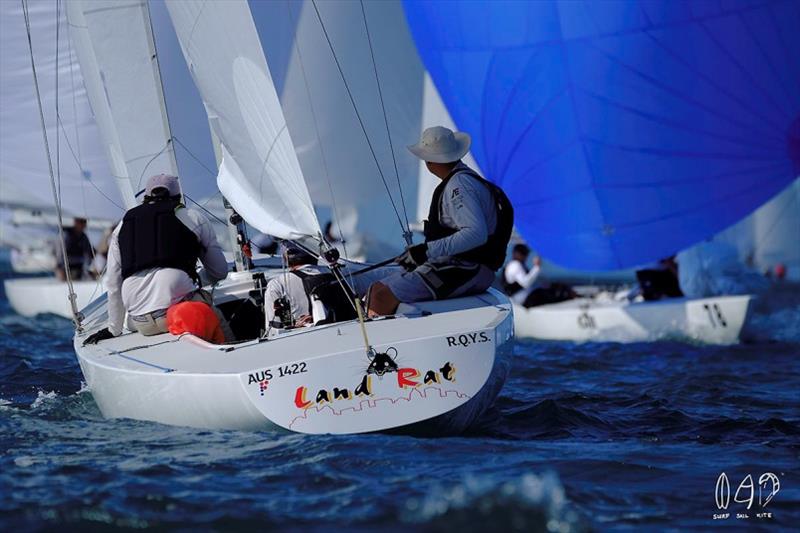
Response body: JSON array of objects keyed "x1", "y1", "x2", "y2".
[{"x1": 208, "y1": 125, "x2": 249, "y2": 272}]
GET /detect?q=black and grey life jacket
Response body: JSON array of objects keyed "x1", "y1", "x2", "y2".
[
  {"x1": 64, "y1": 230, "x2": 90, "y2": 267},
  {"x1": 501, "y1": 260, "x2": 528, "y2": 296},
  {"x1": 118, "y1": 200, "x2": 201, "y2": 281},
  {"x1": 423, "y1": 168, "x2": 514, "y2": 271},
  {"x1": 290, "y1": 268, "x2": 357, "y2": 324}
]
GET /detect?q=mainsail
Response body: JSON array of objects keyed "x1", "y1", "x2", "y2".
[
  {"x1": 404, "y1": 0, "x2": 800, "y2": 270},
  {"x1": 166, "y1": 0, "x2": 319, "y2": 240},
  {"x1": 66, "y1": 0, "x2": 178, "y2": 208},
  {"x1": 0, "y1": 0, "x2": 122, "y2": 222}
]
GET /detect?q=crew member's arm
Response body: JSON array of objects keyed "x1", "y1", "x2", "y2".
[
  {"x1": 506, "y1": 261, "x2": 541, "y2": 289},
  {"x1": 425, "y1": 174, "x2": 491, "y2": 259},
  {"x1": 105, "y1": 224, "x2": 125, "y2": 336},
  {"x1": 181, "y1": 209, "x2": 228, "y2": 282}
]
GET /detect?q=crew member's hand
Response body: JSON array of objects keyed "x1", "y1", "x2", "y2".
[
  {"x1": 533, "y1": 256, "x2": 542, "y2": 267},
  {"x1": 83, "y1": 328, "x2": 115, "y2": 346},
  {"x1": 396, "y1": 243, "x2": 428, "y2": 271},
  {"x1": 296, "y1": 314, "x2": 314, "y2": 327}
]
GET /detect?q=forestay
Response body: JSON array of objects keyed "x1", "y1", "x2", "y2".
[
  {"x1": 66, "y1": 0, "x2": 177, "y2": 208},
  {"x1": 0, "y1": 0, "x2": 122, "y2": 221},
  {"x1": 403, "y1": 0, "x2": 800, "y2": 270},
  {"x1": 166, "y1": 0, "x2": 319, "y2": 240}
]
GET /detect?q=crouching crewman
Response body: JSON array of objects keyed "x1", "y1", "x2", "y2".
[{"x1": 84, "y1": 173, "x2": 230, "y2": 344}]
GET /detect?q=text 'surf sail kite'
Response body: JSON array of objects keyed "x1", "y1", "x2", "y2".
[{"x1": 403, "y1": 0, "x2": 800, "y2": 270}]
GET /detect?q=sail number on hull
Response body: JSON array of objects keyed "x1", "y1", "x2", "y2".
[{"x1": 703, "y1": 303, "x2": 728, "y2": 328}]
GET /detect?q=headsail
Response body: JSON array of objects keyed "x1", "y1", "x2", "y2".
[
  {"x1": 66, "y1": 0, "x2": 178, "y2": 208},
  {"x1": 166, "y1": 0, "x2": 319, "y2": 240},
  {"x1": 404, "y1": 0, "x2": 800, "y2": 270},
  {"x1": 0, "y1": 0, "x2": 122, "y2": 221},
  {"x1": 251, "y1": 0, "x2": 422, "y2": 255}
]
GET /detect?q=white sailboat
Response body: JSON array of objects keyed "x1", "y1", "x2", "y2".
[
  {"x1": 512, "y1": 179, "x2": 798, "y2": 345},
  {"x1": 513, "y1": 294, "x2": 751, "y2": 345},
  {"x1": 1, "y1": 0, "x2": 124, "y2": 319},
  {"x1": 69, "y1": 0, "x2": 513, "y2": 434}
]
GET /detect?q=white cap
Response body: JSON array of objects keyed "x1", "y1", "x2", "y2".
[
  {"x1": 144, "y1": 173, "x2": 181, "y2": 197},
  {"x1": 407, "y1": 126, "x2": 471, "y2": 164}
]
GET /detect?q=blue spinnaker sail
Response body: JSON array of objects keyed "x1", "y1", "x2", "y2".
[{"x1": 403, "y1": 0, "x2": 800, "y2": 270}]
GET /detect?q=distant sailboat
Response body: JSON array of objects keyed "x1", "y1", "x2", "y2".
[
  {"x1": 1, "y1": 0, "x2": 123, "y2": 318},
  {"x1": 71, "y1": 0, "x2": 513, "y2": 434}
]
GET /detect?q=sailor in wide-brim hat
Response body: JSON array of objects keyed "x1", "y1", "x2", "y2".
[
  {"x1": 407, "y1": 125, "x2": 472, "y2": 164},
  {"x1": 366, "y1": 126, "x2": 514, "y2": 317}
]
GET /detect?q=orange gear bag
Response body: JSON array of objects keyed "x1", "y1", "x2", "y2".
[{"x1": 166, "y1": 301, "x2": 225, "y2": 344}]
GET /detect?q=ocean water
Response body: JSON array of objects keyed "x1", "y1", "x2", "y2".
[{"x1": 1, "y1": 268, "x2": 798, "y2": 531}]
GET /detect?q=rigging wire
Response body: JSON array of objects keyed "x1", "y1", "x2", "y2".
[
  {"x1": 135, "y1": 4, "x2": 178, "y2": 192},
  {"x1": 55, "y1": 0, "x2": 62, "y2": 211},
  {"x1": 22, "y1": 0, "x2": 81, "y2": 327},
  {"x1": 285, "y1": 0, "x2": 354, "y2": 286},
  {"x1": 309, "y1": 0, "x2": 408, "y2": 244},
  {"x1": 358, "y1": 0, "x2": 411, "y2": 240}
]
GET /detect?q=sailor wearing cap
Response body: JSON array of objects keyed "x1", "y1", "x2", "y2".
[
  {"x1": 368, "y1": 127, "x2": 514, "y2": 316},
  {"x1": 84, "y1": 174, "x2": 229, "y2": 344}
]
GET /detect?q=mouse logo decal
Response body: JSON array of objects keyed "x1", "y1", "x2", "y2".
[{"x1": 367, "y1": 347, "x2": 399, "y2": 376}]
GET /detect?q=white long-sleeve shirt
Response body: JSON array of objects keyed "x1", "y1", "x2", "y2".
[
  {"x1": 425, "y1": 162, "x2": 497, "y2": 261},
  {"x1": 105, "y1": 207, "x2": 228, "y2": 335},
  {"x1": 503, "y1": 259, "x2": 541, "y2": 304},
  {"x1": 264, "y1": 264, "x2": 328, "y2": 327}
]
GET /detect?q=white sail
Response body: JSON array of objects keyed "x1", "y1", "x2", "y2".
[
  {"x1": 712, "y1": 178, "x2": 800, "y2": 280},
  {"x1": 66, "y1": 0, "x2": 178, "y2": 208},
  {"x1": 252, "y1": 0, "x2": 422, "y2": 255},
  {"x1": 165, "y1": 0, "x2": 319, "y2": 240},
  {"x1": 0, "y1": 0, "x2": 123, "y2": 222}
]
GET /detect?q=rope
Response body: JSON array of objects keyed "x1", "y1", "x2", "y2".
[
  {"x1": 172, "y1": 135, "x2": 217, "y2": 179},
  {"x1": 359, "y1": 0, "x2": 411, "y2": 243},
  {"x1": 310, "y1": 0, "x2": 407, "y2": 243},
  {"x1": 22, "y1": 0, "x2": 81, "y2": 327}
]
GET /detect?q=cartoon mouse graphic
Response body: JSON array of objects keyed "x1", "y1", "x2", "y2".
[{"x1": 367, "y1": 347, "x2": 399, "y2": 376}]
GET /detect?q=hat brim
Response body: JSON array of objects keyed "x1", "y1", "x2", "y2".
[{"x1": 407, "y1": 132, "x2": 471, "y2": 163}]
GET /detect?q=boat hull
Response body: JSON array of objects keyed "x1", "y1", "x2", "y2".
[
  {"x1": 74, "y1": 289, "x2": 514, "y2": 434},
  {"x1": 4, "y1": 277, "x2": 104, "y2": 318},
  {"x1": 514, "y1": 295, "x2": 752, "y2": 344}
]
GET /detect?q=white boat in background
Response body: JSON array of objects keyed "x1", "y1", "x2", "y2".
[
  {"x1": 4, "y1": 277, "x2": 103, "y2": 319},
  {"x1": 514, "y1": 295, "x2": 752, "y2": 345},
  {"x1": 0, "y1": 2, "x2": 124, "y2": 319},
  {"x1": 9, "y1": 244, "x2": 56, "y2": 274}
]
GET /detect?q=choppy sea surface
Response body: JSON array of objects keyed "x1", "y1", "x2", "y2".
[{"x1": 1, "y1": 261, "x2": 798, "y2": 531}]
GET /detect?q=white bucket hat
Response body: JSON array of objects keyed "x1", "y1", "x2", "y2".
[{"x1": 407, "y1": 126, "x2": 471, "y2": 164}]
